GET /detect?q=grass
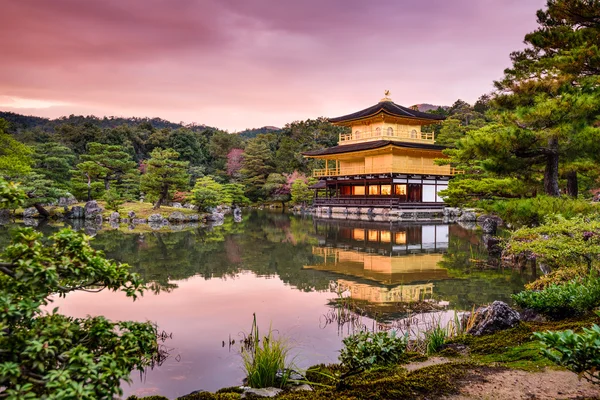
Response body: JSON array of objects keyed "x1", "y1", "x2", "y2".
[
  {"x1": 241, "y1": 314, "x2": 296, "y2": 389},
  {"x1": 77, "y1": 201, "x2": 202, "y2": 219}
]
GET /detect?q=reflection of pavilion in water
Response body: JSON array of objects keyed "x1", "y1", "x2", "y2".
[{"x1": 305, "y1": 220, "x2": 453, "y2": 305}]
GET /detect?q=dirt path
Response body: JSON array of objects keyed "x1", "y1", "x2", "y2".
[{"x1": 448, "y1": 368, "x2": 599, "y2": 400}]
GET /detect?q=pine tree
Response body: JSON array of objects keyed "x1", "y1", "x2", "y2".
[
  {"x1": 240, "y1": 138, "x2": 274, "y2": 201},
  {"x1": 140, "y1": 148, "x2": 189, "y2": 209}
]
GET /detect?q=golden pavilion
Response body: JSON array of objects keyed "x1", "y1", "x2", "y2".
[{"x1": 304, "y1": 92, "x2": 459, "y2": 213}]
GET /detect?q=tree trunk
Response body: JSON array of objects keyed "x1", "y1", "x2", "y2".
[
  {"x1": 566, "y1": 171, "x2": 578, "y2": 198},
  {"x1": 104, "y1": 178, "x2": 110, "y2": 191},
  {"x1": 33, "y1": 203, "x2": 50, "y2": 218},
  {"x1": 153, "y1": 186, "x2": 168, "y2": 210},
  {"x1": 544, "y1": 137, "x2": 560, "y2": 197}
]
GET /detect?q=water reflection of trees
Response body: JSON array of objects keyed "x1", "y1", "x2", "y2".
[{"x1": 88, "y1": 212, "x2": 336, "y2": 293}]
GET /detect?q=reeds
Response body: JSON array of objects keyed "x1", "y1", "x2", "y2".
[{"x1": 241, "y1": 313, "x2": 295, "y2": 388}]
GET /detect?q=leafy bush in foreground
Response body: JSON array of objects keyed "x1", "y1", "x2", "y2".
[
  {"x1": 534, "y1": 322, "x2": 600, "y2": 384},
  {"x1": 339, "y1": 330, "x2": 407, "y2": 374},
  {"x1": 0, "y1": 178, "x2": 159, "y2": 399},
  {"x1": 512, "y1": 276, "x2": 600, "y2": 319}
]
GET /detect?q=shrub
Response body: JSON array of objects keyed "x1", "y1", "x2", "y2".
[
  {"x1": 339, "y1": 330, "x2": 407, "y2": 374},
  {"x1": 479, "y1": 196, "x2": 597, "y2": 227},
  {"x1": 104, "y1": 187, "x2": 124, "y2": 212},
  {"x1": 512, "y1": 275, "x2": 600, "y2": 319},
  {"x1": 191, "y1": 176, "x2": 225, "y2": 212},
  {"x1": 534, "y1": 322, "x2": 600, "y2": 384}
]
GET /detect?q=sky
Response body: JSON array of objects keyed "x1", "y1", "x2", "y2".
[{"x1": 0, "y1": 0, "x2": 547, "y2": 131}]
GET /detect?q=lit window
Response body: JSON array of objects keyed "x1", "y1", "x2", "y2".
[
  {"x1": 368, "y1": 185, "x2": 380, "y2": 195},
  {"x1": 395, "y1": 184, "x2": 407, "y2": 195},
  {"x1": 353, "y1": 186, "x2": 365, "y2": 195},
  {"x1": 368, "y1": 230, "x2": 379, "y2": 242},
  {"x1": 380, "y1": 185, "x2": 391, "y2": 195},
  {"x1": 410, "y1": 129, "x2": 417, "y2": 138},
  {"x1": 387, "y1": 127, "x2": 394, "y2": 135},
  {"x1": 395, "y1": 231, "x2": 407, "y2": 244},
  {"x1": 375, "y1": 127, "x2": 381, "y2": 136},
  {"x1": 380, "y1": 231, "x2": 391, "y2": 243},
  {"x1": 353, "y1": 229, "x2": 365, "y2": 241}
]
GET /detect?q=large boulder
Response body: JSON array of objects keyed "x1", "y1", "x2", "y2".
[
  {"x1": 467, "y1": 301, "x2": 520, "y2": 336},
  {"x1": 84, "y1": 201, "x2": 103, "y2": 220},
  {"x1": 23, "y1": 207, "x2": 38, "y2": 218},
  {"x1": 171, "y1": 202, "x2": 183, "y2": 208},
  {"x1": 205, "y1": 212, "x2": 225, "y2": 222},
  {"x1": 241, "y1": 388, "x2": 283, "y2": 398},
  {"x1": 458, "y1": 210, "x2": 477, "y2": 222},
  {"x1": 148, "y1": 214, "x2": 164, "y2": 223},
  {"x1": 128, "y1": 210, "x2": 136, "y2": 219},
  {"x1": 109, "y1": 212, "x2": 120, "y2": 222},
  {"x1": 168, "y1": 211, "x2": 187, "y2": 223},
  {"x1": 58, "y1": 196, "x2": 77, "y2": 207}
]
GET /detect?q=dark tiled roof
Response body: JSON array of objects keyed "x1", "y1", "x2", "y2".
[
  {"x1": 303, "y1": 140, "x2": 446, "y2": 157},
  {"x1": 329, "y1": 101, "x2": 445, "y2": 123}
]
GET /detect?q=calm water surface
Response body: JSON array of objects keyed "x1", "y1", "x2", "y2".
[{"x1": 0, "y1": 211, "x2": 536, "y2": 399}]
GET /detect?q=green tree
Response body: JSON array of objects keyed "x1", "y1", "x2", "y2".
[
  {"x1": 0, "y1": 119, "x2": 32, "y2": 177},
  {"x1": 0, "y1": 178, "x2": 159, "y2": 399},
  {"x1": 18, "y1": 173, "x2": 68, "y2": 218},
  {"x1": 140, "y1": 148, "x2": 190, "y2": 209},
  {"x1": 291, "y1": 178, "x2": 316, "y2": 206},
  {"x1": 240, "y1": 138, "x2": 274, "y2": 201},
  {"x1": 31, "y1": 142, "x2": 75, "y2": 190},
  {"x1": 263, "y1": 173, "x2": 291, "y2": 208},
  {"x1": 491, "y1": 0, "x2": 600, "y2": 196},
  {"x1": 223, "y1": 183, "x2": 250, "y2": 207},
  {"x1": 73, "y1": 143, "x2": 138, "y2": 200},
  {"x1": 191, "y1": 176, "x2": 225, "y2": 211}
]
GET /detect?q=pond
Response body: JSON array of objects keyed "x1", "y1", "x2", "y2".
[{"x1": 0, "y1": 211, "x2": 536, "y2": 399}]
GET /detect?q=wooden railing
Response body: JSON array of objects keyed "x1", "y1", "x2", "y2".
[
  {"x1": 313, "y1": 164, "x2": 463, "y2": 177},
  {"x1": 313, "y1": 198, "x2": 444, "y2": 207},
  {"x1": 339, "y1": 130, "x2": 434, "y2": 144}
]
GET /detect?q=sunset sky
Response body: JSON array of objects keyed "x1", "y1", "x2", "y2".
[{"x1": 0, "y1": 0, "x2": 546, "y2": 131}]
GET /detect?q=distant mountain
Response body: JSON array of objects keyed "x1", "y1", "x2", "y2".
[
  {"x1": 236, "y1": 125, "x2": 281, "y2": 139},
  {"x1": 413, "y1": 103, "x2": 448, "y2": 113},
  {"x1": 0, "y1": 111, "x2": 213, "y2": 133}
]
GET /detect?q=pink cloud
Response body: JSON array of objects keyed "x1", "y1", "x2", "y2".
[{"x1": 0, "y1": 0, "x2": 546, "y2": 131}]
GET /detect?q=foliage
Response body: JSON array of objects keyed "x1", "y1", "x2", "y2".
[
  {"x1": 140, "y1": 148, "x2": 190, "y2": 209},
  {"x1": 0, "y1": 119, "x2": 33, "y2": 177},
  {"x1": 439, "y1": 177, "x2": 528, "y2": 207},
  {"x1": 16, "y1": 173, "x2": 68, "y2": 217},
  {"x1": 0, "y1": 179, "x2": 25, "y2": 209},
  {"x1": 30, "y1": 142, "x2": 75, "y2": 190},
  {"x1": 241, "y1": 315, "x2": 294, "y2": 389},
  {"x1": 73, "y1": 142, "x2": 138, "y2": 200},
  {"x1": 222, "y1": 183, "x2": 250, "y2": 207},
  {"x1": 263, "y1": 173, "x2": 291, "y2": 206},
  {"x1": 226, "y1": 148, "x2": 244, "y2": 180},
  {"x1": 339, "y1": 330, "x2": 407, "y2": 375},
  {"x1": 424, "y1": 327, "x2": 447, "y2": 355},
  {"x1": 290, "y1": 178, "x2": 316, "y2": 206},
  {"x1": 482, "y1": 196, "x2": 597, "y2": 227},
  {"x1": 512, "y1": 275, "x2": 600, "y2": 319},
  {"x1": 534, "y1": 319, "x2": 600, "y2": 384},
  {"x1": 104, "y1": 187, "x2": 125, "y2": 212},
  {"x1": 240, "y1": 137, "x2": 274, "y2": 201},
  {"x1": 0, "y1": 179, "x2": 158, "y2": 399},
  {"x1": 505, "y1": 215, "x2": 600, "y2": 270},
  {"x1": 191, "y1": 176, "x2": 225, "y2": 211}
]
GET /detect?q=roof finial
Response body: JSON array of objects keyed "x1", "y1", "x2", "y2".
[{"x1": 381, "y1": 90, "x2": 392, "y2": 102}]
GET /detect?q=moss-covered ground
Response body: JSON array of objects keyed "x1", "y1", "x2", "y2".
[{"x1": 126, "y1": 313, "x2": 599, "y2": 400}]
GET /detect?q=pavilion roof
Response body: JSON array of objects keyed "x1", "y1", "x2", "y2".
[
  {"x1": 329, "y1": 101, "x2": 445, "y2": 124},
  {"x1": 302, "y1": 140, "x2": 446, "y2": 157}
]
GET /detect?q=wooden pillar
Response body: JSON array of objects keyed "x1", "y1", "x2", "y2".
[{"x1": 325, "y1": 160, "x2": 329, "y2": 175}]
